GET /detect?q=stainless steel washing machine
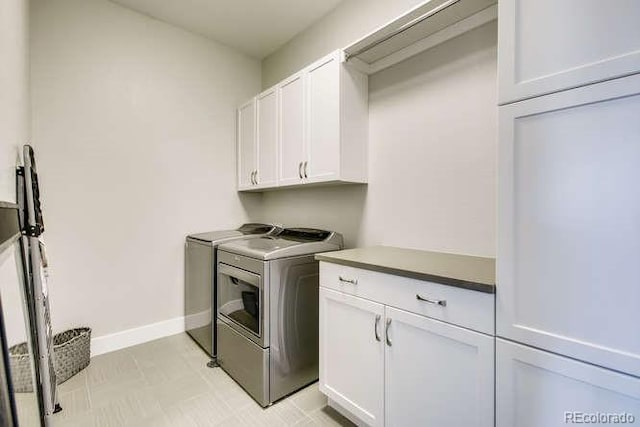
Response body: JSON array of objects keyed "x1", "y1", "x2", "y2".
[
  {"x1": 185, "y1": 223, "x2": 280, "y2": 361},
  {"x1": 216, "y1": 228, "x2": 343, "y2": 405}
]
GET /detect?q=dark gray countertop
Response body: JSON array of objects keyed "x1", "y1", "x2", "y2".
[{"x1": 315, "y1": 246, "x2": 496, "y2": 293}]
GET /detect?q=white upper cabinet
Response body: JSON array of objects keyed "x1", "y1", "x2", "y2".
[
  {"x1": 237, "y1": 91, "x2": 278, "y2": 190},
  {"x1": 238, "y1": 50, "x2": 368, "y2": 191},
  {"x1": 498, "y1": 0, "x2": 640, "y2": 104},
  {"x1": 278, "y1": 73, "x2": 306, "y2": 187},
  {"x1": 255, "y1": 88, "x2": 278, "y2": 188},
  {"x1": 237, "y1": 98, "x2": 256, "y2": 190},
  {"x1": 497, "y1": 74, "x2": 640, "y2": 377},
  {"x1": 278, "y1": 50, "x2": 368, "y2": 189},
  {"x1": 305, "y1": 53, "x2": 341, "y2": 183}
]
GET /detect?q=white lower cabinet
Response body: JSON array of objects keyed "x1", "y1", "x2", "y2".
[
  {"x1": 319, "y1": 284, "x2": 495, "y2": 427},
  {"x1": 496, "y1": 339, "x2": 640, "y2": 427},
  {"x1": 319, "y1": 288, "x2": 384, "y2": 426},
  {"x1": 385, "y1": 307, "x2": 494, "y2": 427}
]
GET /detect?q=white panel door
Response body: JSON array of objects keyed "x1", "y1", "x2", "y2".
[
  {"x1": 278, "y1": 73, "x2": 305, "y2": 186},
  {"x1": 237, "y1": 98, "x2": 256, "y2": 190},
  {"x1": 496, "y1": 339, "x2": 640, "y2": 427},
  {"x1": 497, "y1": 74, "x2": 640, "y2": 377},
  {"x1": 385, "y1": 307, "x2": 494, "y2": 427},
  {"x1": 256, "y1": 88, "x2": 278, "y2": 188},
  {"x1": 498, "y1": 0, "x2": 640, "y2": 104},
  {"x1": 319, "y1": 288, "x2": 385, "y2": 427},
  {"x1": 305, "y1": 51, "x2": 341, "y2": 182}
]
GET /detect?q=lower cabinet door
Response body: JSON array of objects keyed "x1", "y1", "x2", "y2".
[
  {"x1": 497, "y1": 339, "x2": 640, "y2": 427},
  {"x1": 385, "y1": 306, "x2": 494, "y2": 427},
  {"x1": 319, "y1": 287, "x2": 385, "y2": 426}
]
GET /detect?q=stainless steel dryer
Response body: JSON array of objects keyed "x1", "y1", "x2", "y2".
[
  {"x1": 216, "y1": 228, "x2": 343, "y2": 406},
  {"x1": 185, "y1": 223, "x2": 280, "y2": 362}
]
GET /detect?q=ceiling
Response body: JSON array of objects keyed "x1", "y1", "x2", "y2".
[{"x1": 110, "y1": 0, "x2": 344, "y2": 59}]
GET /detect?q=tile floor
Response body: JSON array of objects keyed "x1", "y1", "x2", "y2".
[{"x1": 40, "y1": 333, "x2": 353, "y2": 426}]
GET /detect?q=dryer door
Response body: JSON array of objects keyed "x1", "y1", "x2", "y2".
[{"x1": 217, "y1": 263, "x2": 266, "y2": 347}]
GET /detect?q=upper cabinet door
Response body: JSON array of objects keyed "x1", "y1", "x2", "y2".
[
  {"x1": 497, "y1": 74, "x2": 640, "y2": 377},
  {"x1": 385, "y1": 307, "x2": 494, "y2": 427},
  {"x1": 256, "y1": 89, "x2": 278, "y2": 188},
  {"x1": 237, "y1": 98, "x2": 256, "y2": 190},
  {"x1": 498, "y1": 0, "x2": 640, "y2": 105},
  {"x1": 305, "y1": 52, "x2": 341, "y2": 182},
  {"x1": 319, "y1": 288, "x2": 385, "y2": 427},
  {"x1": 278, "y1": 73, "x2": 306, "y2": 186}
]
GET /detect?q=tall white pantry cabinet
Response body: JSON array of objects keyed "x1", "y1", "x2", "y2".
[{"x1": 496, "y1": 1, "x2": 640, "y2": 425}]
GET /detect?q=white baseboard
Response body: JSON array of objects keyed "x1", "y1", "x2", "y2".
[{"x1": 91, "y1": 316, "x2": 185, "y2": 357}]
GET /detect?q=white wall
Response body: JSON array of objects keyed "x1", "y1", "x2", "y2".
[
  {"x1": 258, "y1": 4, "x2": 497, "y2": 256},
  {"x1": 0, "y1": 0, "x2": 30, "y2": 345},
  {"x1": 0, "y1": 0, "x2": 29, "y2": 202},
  {"x1": 30, "y1": 0, "x2": 263, "y2": 338},
  {"x1": 262, "y1": 0, "x2": 424, "y2": 88}
]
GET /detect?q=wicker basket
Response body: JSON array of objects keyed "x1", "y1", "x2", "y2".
[
  {"x1": 8, "y1": 342, "x2": 34, "y2": 393},
  {"x1": 9, "y1": 327, "x2": 91, "y2": 393}
]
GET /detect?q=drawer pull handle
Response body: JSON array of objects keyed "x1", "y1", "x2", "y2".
[
  {"x1": 374, "y1": 315, "x2": 381, "y2": 342},
  {"x1": 416, "y1": 294, "x2": 447, "y2": 307},
  {"x1": 385, "y1": 318, "x2": 392, "y2": 346},
  {"x1": 338, "y1": 276, "x2": 358, "y2": 285}
]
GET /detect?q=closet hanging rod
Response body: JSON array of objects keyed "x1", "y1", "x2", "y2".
[{"x1": 345, "y1": 0, "x2": 461, "y2": 60}]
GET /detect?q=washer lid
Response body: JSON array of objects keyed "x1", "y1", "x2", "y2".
[
  {"x1": 218, "y1": 228, "x2": 343, "y2": 260},
  {"x1": 237, "y1": 223, "x2": 279, "y2": 235},
  {"x1": 187, "y1": 223, "x2": 278, "y2": 244}
]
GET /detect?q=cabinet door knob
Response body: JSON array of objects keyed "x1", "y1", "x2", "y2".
[
  {"x1": 303, "y1": 161, "x2": 308, "y2": 178},
  {"x1": 250, "y1": 171, "x2": 254, "y2": 185},
  {"x1": 338, "y1": 276, "x2": 358, "y2": 285},
  {"x1": 254, "y1": 170, "x2": 258, "y2": 185},
  {"x1": 298, "y1": 162, "x2": 303, "y2": 179},
  {"x1": 385, "y1": 318, "x2": 392, "y2": 346},
  {"x1": 374, "y1": 315, "x2": 381, "y2": 342},
  {"x1": 416, "y1": 294, "x2": 447, "y2": 307}
]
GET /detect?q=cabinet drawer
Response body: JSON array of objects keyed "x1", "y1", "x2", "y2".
[{"x1": 320, "y1": 262, "x2": 495, "y2": 335}]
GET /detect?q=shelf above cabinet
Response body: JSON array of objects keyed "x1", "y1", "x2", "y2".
[{"x1": 343, "y1": 0, "x2": 497, "y2": 75}]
